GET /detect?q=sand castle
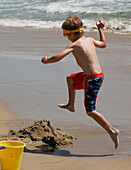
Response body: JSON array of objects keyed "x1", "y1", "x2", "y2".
[{"x1": 7, "y1": 119, "x2": 74, "y2": 150}]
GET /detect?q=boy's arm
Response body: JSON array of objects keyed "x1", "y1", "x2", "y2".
[
  {"x1": 93, "y1": 20, "x2": 106, "y2": 48},
  {"x1": 41, "y1": 46, "x2": 73, "y2": 64}
]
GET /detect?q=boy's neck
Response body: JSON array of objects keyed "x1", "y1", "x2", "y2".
[{"x1": 71, "y1": 33, "x2": 84, "y2": 42}]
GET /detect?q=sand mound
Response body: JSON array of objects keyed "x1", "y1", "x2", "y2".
[{"x1": 8, "y1": 119, "x2": 74, "y2": 149}]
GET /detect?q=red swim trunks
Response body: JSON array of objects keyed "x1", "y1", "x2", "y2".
[{"x1": 70, "y1": 71, "x2": 104, "y2": 111}]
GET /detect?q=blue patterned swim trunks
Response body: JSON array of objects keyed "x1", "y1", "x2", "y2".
[{"x1": 84, "y1": 74, "x2": 104, "y2": 112}]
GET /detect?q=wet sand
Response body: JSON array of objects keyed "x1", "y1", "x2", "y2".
[
  {"x1": 0, "y1": 101, "x2": 18, "y2": 136},
  {"x1": 0, "y1": 29, "x2": 131, "y2": 169}
]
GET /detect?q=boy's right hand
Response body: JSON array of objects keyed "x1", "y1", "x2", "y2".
[
  {"x1": 41, "y1": 56, "x2": 48, "y2": 64},
  {"x1": 96, "y1": 20, "x2": 105, "y2": 29}
]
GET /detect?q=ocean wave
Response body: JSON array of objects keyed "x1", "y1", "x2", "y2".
[
  {"x1": 0, "y1": 18, "x2": 130, "y2": 34},
  {"x1": 0, "y1": 0, "x2": 130, "y2": 21},
  {"x1": 0, "y1": 0, "x2": 130, "y2": 34}
]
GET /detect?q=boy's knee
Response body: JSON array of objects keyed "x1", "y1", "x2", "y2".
[{"x1": 86, "y1": 111, "x2": 95, "y2": 117}]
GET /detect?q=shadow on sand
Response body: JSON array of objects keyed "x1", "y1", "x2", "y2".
[{"x1": 24, "y1": 145, "x2": 114, "y2": 158}]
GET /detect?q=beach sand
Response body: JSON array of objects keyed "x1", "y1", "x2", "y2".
[
  {"x1": 0, "y1": 29, "x2": 131, "y2": 169},
  {"x1": 0, "y1": 101, "x2": 18, "y2": 136}
]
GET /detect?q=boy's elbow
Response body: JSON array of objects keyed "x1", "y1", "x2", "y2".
[
  {"x1": 103, "y1": 43, "x2": 106, "y2": 48},
  {"x1": 101, "y1": 42, "x2": 106, "y2": 48}
]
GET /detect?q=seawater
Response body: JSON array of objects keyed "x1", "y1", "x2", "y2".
[{"x1": 0, "y1": 0, "x2": 130, "y2": 33}]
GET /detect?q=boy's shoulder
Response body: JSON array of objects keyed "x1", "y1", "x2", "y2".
[
  {"x1": 84, "y1": 36, "x2": 94, "y2": 41},
  {"x1": 77, "y1": 36, "x2": 94, "y2": 44},
  {"x1": 67, "y1": 37, "x2": 95, "y2": 49}
]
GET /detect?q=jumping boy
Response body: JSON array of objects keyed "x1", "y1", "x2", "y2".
[{"x1": 41, "y1": 16, "x2": 119, "y2": 149}]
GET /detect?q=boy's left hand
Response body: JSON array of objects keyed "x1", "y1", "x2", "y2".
[{"x1": 96, "y1": 20, "x2": 105, "y2": 29}]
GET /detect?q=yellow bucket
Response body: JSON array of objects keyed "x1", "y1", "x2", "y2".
[{"x1": 0, "y1": 141, "x2": 26, "y2": 170}]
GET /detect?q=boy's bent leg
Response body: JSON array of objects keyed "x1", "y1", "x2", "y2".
[
  {"x1": 86, "y1": 110, "x2": 119, "y2": 149},
  {"x1": 58, "y1": 76, "x2": 76, "y2": 112}
]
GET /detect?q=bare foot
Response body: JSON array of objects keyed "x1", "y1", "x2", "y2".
[
  {"x1": 58, "y1": 103, "x2": 75, "y2": 112},
  {"x1": 110, "y1": 129, "x2": 119, "y2": 149}
]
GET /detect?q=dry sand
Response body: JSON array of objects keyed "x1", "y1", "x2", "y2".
[{"x1": 0, "y1": 29, "x2": 131, "y2": 169}]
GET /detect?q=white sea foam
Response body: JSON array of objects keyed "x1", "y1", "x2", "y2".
[
  {"x1": 0, "y1": 19, "x2": 62, "y2": 29},
  {"x1": 0, "y1": 18, "x2": 130, "y2": 33}
]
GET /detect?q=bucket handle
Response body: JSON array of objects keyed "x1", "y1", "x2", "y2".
[{"x1": 0, "y1": 146, "x2": 6, "y2": 150}]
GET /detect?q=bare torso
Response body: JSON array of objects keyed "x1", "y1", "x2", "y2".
[{"x1": 71, "y1": 36, "x2": 102, "y2": 75}]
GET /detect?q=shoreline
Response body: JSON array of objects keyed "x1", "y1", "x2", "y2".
[
  {"x1": 0, "y1": 24, "x2": 131, "y2": 35},
  {"x1": 0, "y1": 27, "x2": 130, "y2": 41}
]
